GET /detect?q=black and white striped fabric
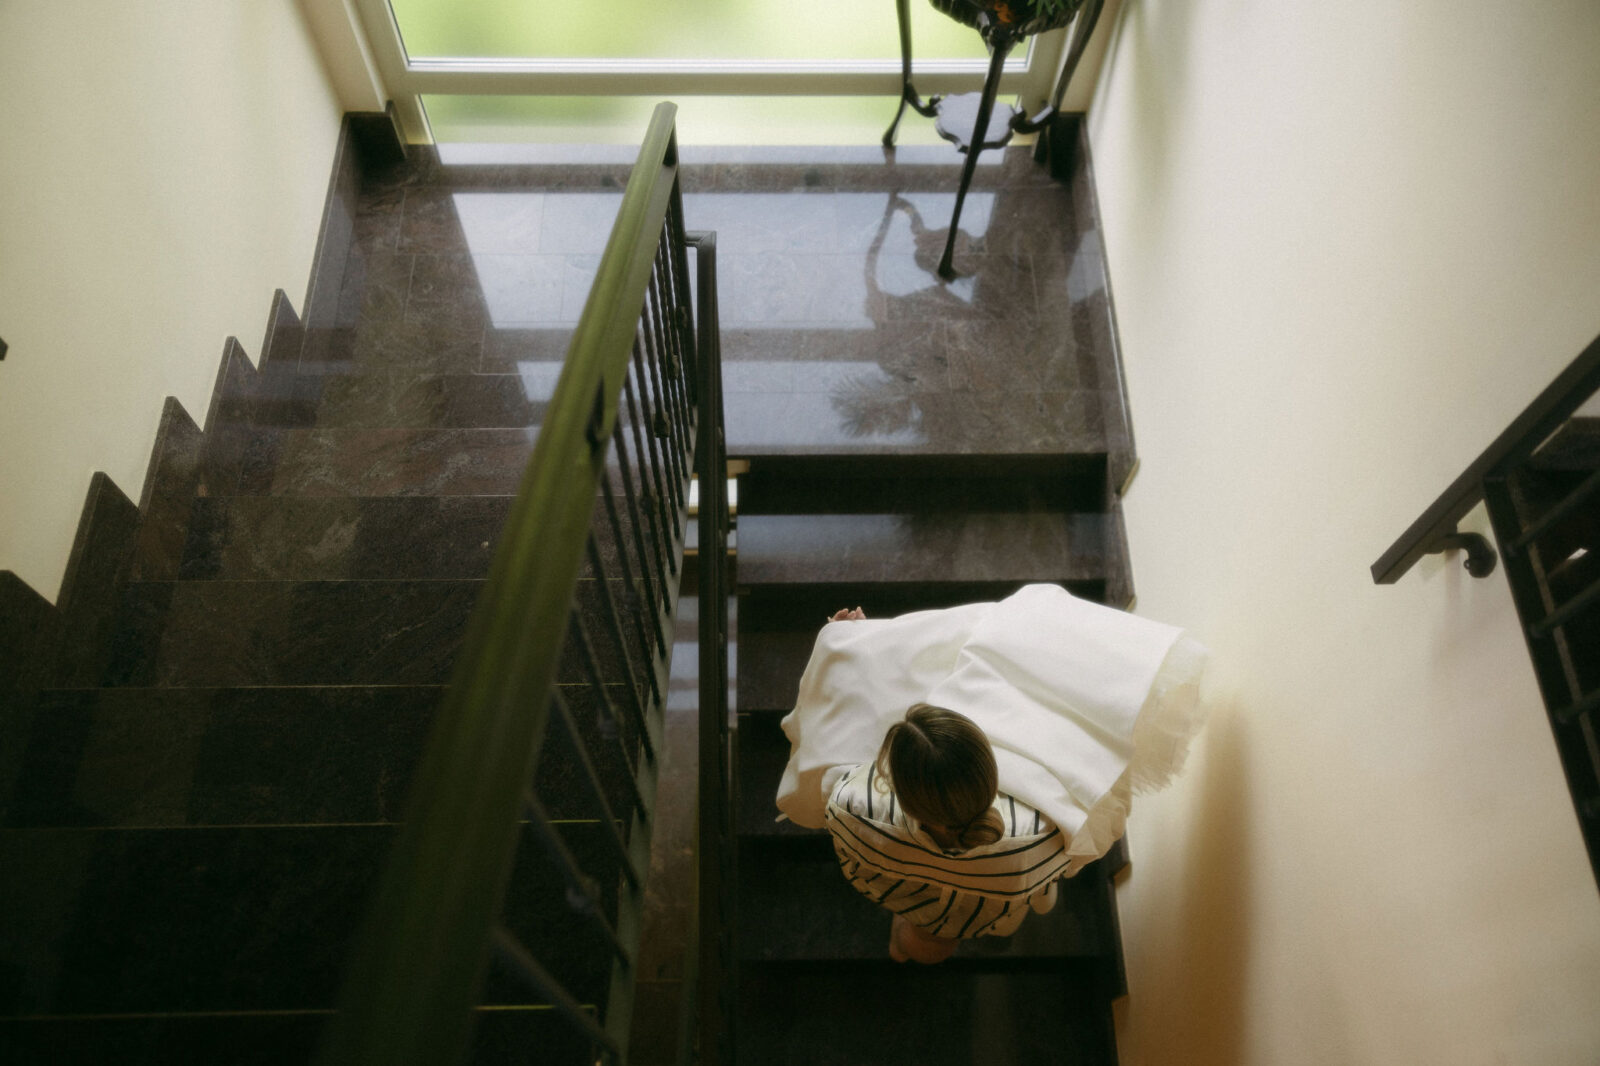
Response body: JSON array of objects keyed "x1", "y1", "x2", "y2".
[{"x1": 824, "y1": 761, "x2": 1071, "y2": 940}]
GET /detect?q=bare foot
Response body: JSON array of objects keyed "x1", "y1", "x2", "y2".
[
  {"x1": 829, "y1": 607, "x2": 865, "y2": 622},
  {"x1": 889, "y1": 913, "x2": 956, "y2": 965}
]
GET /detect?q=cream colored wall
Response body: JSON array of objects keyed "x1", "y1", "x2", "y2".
[
  {"x1": 0, "y1": 1, "x2": 342, "y2": 601},
  {"x1": 1087, "y1": 2, "x2": 1600, "y2": 1063}
]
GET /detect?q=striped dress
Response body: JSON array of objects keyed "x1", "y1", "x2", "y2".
[{"x1": 824, "y1": 761, "x2": 1072, "y2": 940}]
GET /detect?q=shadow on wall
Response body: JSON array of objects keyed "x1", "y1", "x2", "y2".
[
  {"x1": 1117, "y1": 701, "x2": 1251, "y2": 1065},
  {"x1": 1089, "y1": 0, "x2": 1201, "y2": 237}
]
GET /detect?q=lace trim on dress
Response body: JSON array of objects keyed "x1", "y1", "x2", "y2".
[{"x1": 1061, "y1": 632, "x2": 1209, "y2": 870}]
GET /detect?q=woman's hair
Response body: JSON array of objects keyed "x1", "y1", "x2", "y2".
[{"x1": 876, "y1": 703, "x2": 1003, "y2": 850}]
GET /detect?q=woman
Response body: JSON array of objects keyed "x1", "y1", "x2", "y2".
[
  {"x1": 777, "y1": 584, "x2": 1206, "y2": 964},
  {"x1": 829, "y1": 701, "x2": 1075, "y2": 963}
]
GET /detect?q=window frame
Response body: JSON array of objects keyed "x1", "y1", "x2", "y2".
[{"x1": 351, "y1": 0, "x2": 1071, "y2": 143}]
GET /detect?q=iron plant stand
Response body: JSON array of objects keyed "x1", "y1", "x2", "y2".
[{"x1": 884, "y1": 0, "x2": 1105, "y2": 278}]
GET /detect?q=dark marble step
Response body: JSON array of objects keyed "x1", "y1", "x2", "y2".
[
  {"x1": 0, "y1": 1007, "x2": 600, "y2": 1066},
  {"x1": 737, "y1": 835, "x2": 1118, "y2": 966},
  {"x1": 733, "y1": 628, "x2": 813, "y2": 714},
  {"x1": 179, "y1": 496, "x2": 513, "y2": 580},
  {"x1": 736, "y1": 960, "x2": 1117, "y2": 1066},
  {"x1": 227, "y1": 365, "x2": 553, "y2": 430},
  {"x1": 209, "y1": 422, "x2": 691, "y2": 503},
  {"x1": 215, "y1": 427, "x2": 541, "y2": 498},
  {"x1": 0, "y1": 685, "x2": 640, "y2": 831},
  {"x1": 725, "y1": 380, "x2": 1115, "y2": 461},
  {"x1": 737, "y1": 512, "x2": 1111, "y2": 588},
  {"x1": 736, "y1": 455, "x2": 1108, "y2": 515},
  {"x1": 0, "y1": 821, "x2": 619, "y2": 1016},
  {"x1": 99, "y1": 577, "x2": 646, "y2": 689},
  {"x1": 734, "y1": 711, "x2": 813, "y2": 838}
]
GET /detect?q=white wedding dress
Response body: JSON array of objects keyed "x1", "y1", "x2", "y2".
[{"x1": 776, "y1": 583, "x2": 1207, "y2": 874}]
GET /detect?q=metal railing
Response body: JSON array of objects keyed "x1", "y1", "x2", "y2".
[
  {"x1": 687, "y1": 230, "x2": 737, "y2": 1066},
  {"x1": 316, "y1": 102, "x2": 730, "y2": 1064},
  {"x1": 1373, "y1": 330, "x2": 1600, "y2": 890}
]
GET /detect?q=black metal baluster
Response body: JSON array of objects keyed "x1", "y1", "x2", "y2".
[
  {"x1": 613, "y1": 419, "x2": 671, "y2": 618},
  {"x1": 556, "y1": 673, "x2": 648, "y2": 821},
  {"x1": 647, "y1": 254, "x2": 693, "y2": 458},
  {"x1": 668, "y1": 198, "x2": 699, "y2": 385},
  {"x1": 634, "y1": 329, "x2": 686, "y2": 515},
  {"x1": 518, "y1": 793, "x2": 633, "y2": 959},
  {"x1": 491, "y1": 926, "x2": 619, "y2": 1059},
  {"x1": 569, "y1": 619, "x2": 644, "y2": 778},
  {"x1": 548, "y1": 682, "x2": 647, "y2": 827},
  {"x1": 599, "y1": 466, "x2": 665, "y2": 661},
  {"x1": 624, "y1": 369, "x2": 677, "y2": 580},
  {"x1": 587, "y1": 535, "x2": 661, "y2": 711},
  {"x1": 1484, "y1": 472, "x2": 1600, "y2": 882},
  {"x1": 1508, "y1": 469, "x2": 1600, "y2": 556},
  {"x1": 572, "y1": 573, "x2": 652, "y2": 765},
  {"x1": 524, "y1": 786, "x2": 639, "y2": 899},
  {"x1": 642, "y1": 270, "x2": 690, "y2": 489},
  {"x1": 658, "y1": 225, "x2": 699, "y2": 407}
]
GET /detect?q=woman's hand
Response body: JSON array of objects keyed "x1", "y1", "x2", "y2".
[{"x1": 829, "y1": 607, "x2": 866, "y2": 622}]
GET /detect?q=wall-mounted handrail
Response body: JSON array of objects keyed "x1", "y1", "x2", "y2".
[
  {"x1": 1376, "y1": 329, "x2": 1600, "y2": 891},
  {"x1": 316, "y1": 101, "x2": 718, "y2": 1065},
  {"x1": 1370, "y1": 332, "x2": 1600, "y2": 585}
]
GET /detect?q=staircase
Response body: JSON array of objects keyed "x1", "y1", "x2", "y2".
[
  {"x1": 699, "y1": 131, "x2": 1136, "y2": 1064},
  {"x1": 0, "y1": 129, "x2": 670, "y2": 1063},
  {"x1": 2, "y1": 117, "x2": 1137, "y2": 1064},
  {"x1": 728, "y1": 456, "x2": 1131, "y2": 1066}
]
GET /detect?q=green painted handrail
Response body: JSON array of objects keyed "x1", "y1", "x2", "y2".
[{"x1": 317, "y1": 102, "x2": 685, "y2": 1066}]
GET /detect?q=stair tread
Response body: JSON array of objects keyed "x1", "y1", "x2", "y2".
[
  {"x1": 99, "y1": 577, "x2": 645, "y2": 688},
  {"x1": 737, "y1": 512, "x2": 1110, "y2": 586},
  {"x1": 734, "y1": 629, "x2": 812, "y2": 713},
  {"x1": 179, "y1": 496, "x2": 514, "y2": 580},
  {"x1": 229, "y1": 366, "x2": 553, "y2": 430},
  {"x1": 1, "y1": 685, "x2": 639, "y2": 830},
  {"x1": 737, "y1": 962, "x2": 1116, "y2": 1066},
  {"x1": 221, "y1": 427, "x2": 542, "y2": 498},
  {"x1": 735, "y1": 711, "x2": 810, "y2": 837},
  {"x1": 0, "y1": 1010, "x2": 600, "y2": 1066},
  {"x1": 736, "y1": 836, "x2": 1117, "y2": 964},
  {"x1": 0, "y1": 822, "x2": 618, "y2": 1016},
  {"x1": 737, "y1": 460, "x2": 1107, "y2": 515},
  {"x1": 726, "y1": 385, "x2": 1113, "y2": 460}
]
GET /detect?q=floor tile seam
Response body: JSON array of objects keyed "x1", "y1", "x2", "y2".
[
  {"x1": 21, "y1": 682, "x2": 452, "y2": 693},
  {"x1": 0, "y1": 1003, "x2": 583, "y2": 1023},
  {"x1": 738, "y1": 510, "x2": 1108, "y2": 518},
  {"x1": 187, "y1": 493, "x2": 522, "y2": 501},
  {"x1": 0, "y1": 1008, "x2": 341, "y2": 1021},
  {"x1": 124, "y1": 577, "x2": 496, "y2": 585},
  {"x1": 0, "y1": 817, "x2": 608, "y2": 834}
]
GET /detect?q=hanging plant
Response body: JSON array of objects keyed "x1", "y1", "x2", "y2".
[
  {"x1": 931, "y1": 0, "x2": 1085, "y2": 40},
  {"x1": 989, "y1": 0, "x2": 1076, "y2": 24}
]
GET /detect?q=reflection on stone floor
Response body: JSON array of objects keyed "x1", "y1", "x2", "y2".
[{"x1": 307, "y1": 142, "x2": 1126, "y2": 462}]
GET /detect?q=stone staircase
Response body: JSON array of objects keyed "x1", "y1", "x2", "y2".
[
  {"x1": 0, "y1": 139, "x2": 644, "y2": 1065},
  {"x1": 2, "y1": 123, "x2": 1136, "y2": 1064},
  {"x1": 729, "y1": 460, "x2": 1131, "y2": 1064}
]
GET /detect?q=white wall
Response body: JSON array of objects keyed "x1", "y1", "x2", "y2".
[
  {"x1": 0, "y1": 1, "x2": 343, "y2": 601},
  {"x1": 1088, "y1": 2, "x2": 1600, "y2": 1063}
]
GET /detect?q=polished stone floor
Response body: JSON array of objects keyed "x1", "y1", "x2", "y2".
[{"x1": 291, "y1": 142, "x2": 1124, "y2": 466}]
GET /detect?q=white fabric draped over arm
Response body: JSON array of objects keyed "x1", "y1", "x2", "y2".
[{"x1": 775, "y1": 584, "x2": 1207, "y2": 868}]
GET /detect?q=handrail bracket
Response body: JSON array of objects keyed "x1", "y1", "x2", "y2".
[{"x1": 1425, "y1": 529, "x2": 1498, "y2": 578}]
